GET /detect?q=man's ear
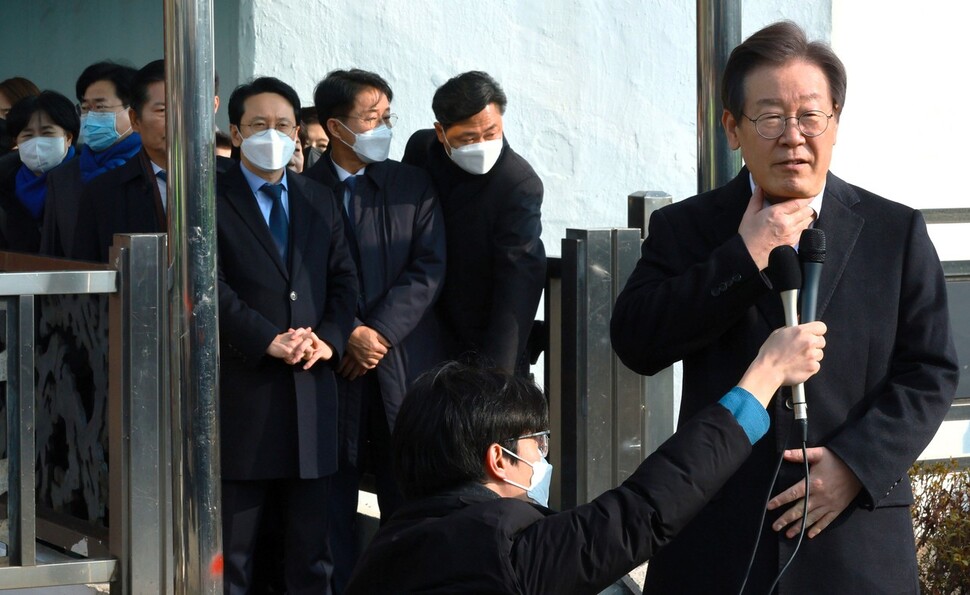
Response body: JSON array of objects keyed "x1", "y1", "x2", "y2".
[
  {"x1": 722, "y1": 109, "x2": 741, "y2": 150},
  {"x1": 326, "y1": 118, "x2": 344, "y2": 141},
  {"x1": 129, "y1": 107, "x2": 141, "y2": 134},
  {"x1": 229, "y1": 124, "x2": 243, "y2": 148},
  {"x1": 483, "y1": 443, "x2": 511, "y2": 482},
  {"x1": 433, "y1": 122, "x2": 448, "y2": 149}
]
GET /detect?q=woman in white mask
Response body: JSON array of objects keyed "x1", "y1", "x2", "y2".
[{"x1": 0, "y1": 90, "x2": 78, "y2": 252}]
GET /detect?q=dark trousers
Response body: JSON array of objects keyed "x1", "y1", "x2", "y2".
[
  {"x1": 329, "y1": 375, "x2": 404, "y2": 593},
  {"x1": 222, "y1": 477, "x2": 332, "y2": 595}
]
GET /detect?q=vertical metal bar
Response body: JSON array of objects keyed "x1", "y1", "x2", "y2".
[
  {"x1": 697, "y1": 0, "x2": 742, "y2": 193},
  {"x1": 611, "y1": 229, "x2": 644, "y2": 483},
  {"x1": 543, "y1": 259, "x2": 563, "y2": 510},
  {"x1": 560, "y1": 238, "x2": 584, "y2": 509},
  {"x1": 627, "y1": 191, "x2": 673, "y2": 239},
  {"x1": 10, "y1": 295, "x2": 37, "y2": 566},
  {"x1": 578, "y1": 230, "x2": 615, "y2": 499},
  {"x1": 626, "y1": 193, "x2": 680, "y2": 456},
  {"x1": 164, "y1": 0, "x2": 223, "y2": 592},
  {"x1": 108, "y1": 247, "x2": 131, "y2": 592},
  {"x1": 109, "y1": 235, "x2": 170, "y2": 593}
]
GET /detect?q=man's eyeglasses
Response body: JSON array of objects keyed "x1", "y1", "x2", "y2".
[
  {"x1": 240, "y1": 120, "x2": 296, "y2": 136},
  {"x1": 741, "y1": 110, "x2": 834, "y2": 140},
  {"x1": 342, "y1": 113, "x2": 399, "y2": 129},
  {"x1": 76, "y1": 103, "x2": 128, "y2": 116},
  {"x1": 505, "y1": 430, "x2": 550, "y2": 458}
]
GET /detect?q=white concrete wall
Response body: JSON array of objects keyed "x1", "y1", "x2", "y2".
[{"x1": 245, "y1": 0, "x2": 830, "y2": 256}]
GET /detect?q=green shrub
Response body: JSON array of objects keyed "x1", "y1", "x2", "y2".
[{"x1": 909, "y1": 459, "x2": 970, "y2": 594}]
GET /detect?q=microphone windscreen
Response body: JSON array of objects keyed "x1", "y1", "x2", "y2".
[
  {"x1": 799, "y1": 228, "x2": 826, "y2": 263},
  {"x1": 767, "y1": 245, "x2": 802, "y2": 292}
]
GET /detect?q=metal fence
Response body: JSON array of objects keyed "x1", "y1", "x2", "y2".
[{"x1": 0, "y1": 234, "x2": 170, "y2": 592}]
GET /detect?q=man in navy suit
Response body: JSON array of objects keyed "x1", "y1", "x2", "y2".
[
  {"x1": 304, "y1": 68, "x2": 446, "y2": 592},
  {"x1": 217, "y1": 76, "x2": 357, "y2": 594},
  {"x1": 612, "y1": 21, "x2": 958, "y2": 593}
]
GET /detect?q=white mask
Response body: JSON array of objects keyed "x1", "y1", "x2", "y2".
[
  {"x1": 502, "y1": 447, "x2": 553, "y2": 507},
  {"x1": 241, "y1": 129, "x2": 296, "y2": 172},
  {"x1": 19, "y1": 136, "x2": 68, "y2": 174},
  {"x1": 337, "y1": 120, "x2": 392, "y2": 164},
  {"x1": 446, "y1": 135, "x2": 503, "y2": 175}
]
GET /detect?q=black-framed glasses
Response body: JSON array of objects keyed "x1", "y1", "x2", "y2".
[
  {"x1": 742, "y1": 110, "x2": 834, "y2": 140},
  {"x1": 506, "y1": 430, "x2": 550, "y2": 458}
]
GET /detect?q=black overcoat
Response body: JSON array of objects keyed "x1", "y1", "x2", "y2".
[
  {"x1": 72, "y1": 148, "x2": 165, "y2": 262},
  {"x1": 303, "y1": 156, "x2": 446, "y2": 460},
  {"x1": 216, "y1": 163, "x2": 357, "y2": 480},
  {"x1": 403, "y1": 129, "x2": 545, "y2": 374},
  {"x1": 346, "y1": 402, "x2": 755, "y2": 595},
  {"x1": 611, "y1": 168, "x2": 958, "y2": 593}
]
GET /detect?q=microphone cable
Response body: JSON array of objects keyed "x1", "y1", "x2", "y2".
[
  {"x1": 736, "y1": 416, "x2": 793, "y2": 595},
  {"x1": 765, "y1": 440, "x2": 810, "y2": 594}
]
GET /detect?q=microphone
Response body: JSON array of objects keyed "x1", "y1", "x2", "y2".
[
  {"x1": 767, "y1": 245, "x2": 808, "y2": 424},
  {"x1": 798, "y1": 228, "x2": 826, "y2": 322},
  {"x1": 767, "y1": 245, "x2": 801, "y2": 327}
]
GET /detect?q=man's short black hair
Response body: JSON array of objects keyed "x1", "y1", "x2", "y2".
[
  {"x1": 721, "y1": 21, "x2": 847, "y2": 121},
  {"x1": 299, "y1": 106, "x2": 320, "y2": 126},
  {"x1": 313, "y1": 69, "x2": 393, "y2": 127},
  {"x1": 7, "y1": 90, "x2": 80, "y2": 142},
  {"x1": 393, "y1": 361, "x2": 548, "y2": 500},
  {"x1": 75, "y1": 61, "x2": 137, "y2": 105},
  {"x1": 227, "y1": 77, "x2": 301, "y2": 127},
  {"x1": 432, "y1": 71, "x2": 507, "y2": 129},
  {"x1": 131, "y1": 59, "x2": 165, "y2": 117}
]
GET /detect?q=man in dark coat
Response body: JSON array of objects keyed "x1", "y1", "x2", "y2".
[
  {"x1": 42, "y1": 61, "x2": 141, "y2": 257},
  {"x1": 74, "y1": 60, "x2": 167, "y2": 263},
  {"x1": 304, "y1": 68, "x2": 446, "y2": 592},
  {"x1": 402, "y1": 71, "x2": 545, "y2": 376},
  {"x1": 217, "y1": 76, "x2": 357, "y2": 594},
  {"x1": 611, "y1": 22, "x2": 958, "y2": 593},
  {"x1": 347, "y1": 322, "x2": 827, "y2": 595}
]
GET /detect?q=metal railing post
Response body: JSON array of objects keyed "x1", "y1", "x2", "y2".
[
  {"x1": 108, "y1": 234, "x2": 170, "y2": 594},
  {"x1": 163, "y1": 0, "x2": 223, "y2": 591}
]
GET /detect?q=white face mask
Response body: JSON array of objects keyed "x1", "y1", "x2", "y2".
[
  {"x1": 445, "y1": 135, "x2": 503, "y2": 175},
  {"x1": 240, "y1": 129, "x2": 296, "y2": 172},
  {"x1": 502, "y1": 447, "x2": 553, "y2": 507},
  {"x1": 19, "y1": 136, "x2": 68, "y2": 174},
  {"x1": 337, "y1": 120, "x2": 392, "y2": 164}
]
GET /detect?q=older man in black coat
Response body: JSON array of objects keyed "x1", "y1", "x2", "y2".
[
  {"x1": 611, "y1": 22, "x2": 958, "y2": 593},
  {"x1": 304, "y1": 69, "x2": 446, "y2": 591},
  {"x1": 403, "y1": 71, "x2": 545, "y2": 377}
]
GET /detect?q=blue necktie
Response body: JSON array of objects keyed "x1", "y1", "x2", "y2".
[
  {"x1": 261, "y1": 183, "x2": 288, "y2": 260},
  {"x1": 156, "y1": 170, "x2": 167, "y2": 183}
]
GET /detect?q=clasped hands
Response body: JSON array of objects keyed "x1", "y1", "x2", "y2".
[
  {"x1": 337, "y1": 325, "x2": 391, "y2": 381},
  {"x1": 266, "y1": 327, "x2": 333, "y2": 370}
]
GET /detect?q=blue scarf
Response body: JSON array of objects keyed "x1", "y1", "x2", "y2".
[
  {"x1": 79, "y1": 132, "x2": 142, "y2": 184},
  {"x1": 15, "y1": 146, "x2": 77, "y2": 220}
]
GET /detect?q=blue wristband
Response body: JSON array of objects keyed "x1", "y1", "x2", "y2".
[{"x1": 718, "y1": 386, "x2": 770, "y2": 444}]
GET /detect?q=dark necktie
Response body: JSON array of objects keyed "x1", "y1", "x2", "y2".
[
  {"x1": 156, "y1": 170, "x2": 168, "y2": 213},
  {"x1": 343, "y1": 175, "x2": 358, "y2": 225},
  {"x1": 261, "y1": 182, "x2": 288, "y2": 260}
]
